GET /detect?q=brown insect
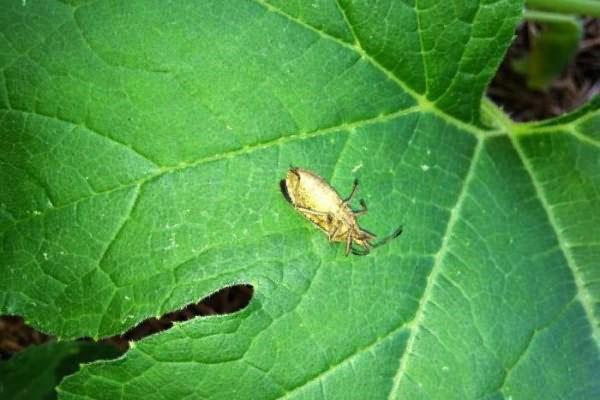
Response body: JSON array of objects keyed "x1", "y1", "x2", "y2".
[{"x1": 280, "y1": 167, "x2": 402, "y2": 256}]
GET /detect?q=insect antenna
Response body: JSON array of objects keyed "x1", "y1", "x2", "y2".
[
  {"x1": 343, "y1": 179, "x2": 359, "y2": 203},
  {"x1": 372, "y1": 226, "x2": 403, "y2": 248}
]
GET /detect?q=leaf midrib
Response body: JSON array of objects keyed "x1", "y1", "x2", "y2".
[
  {"x1": 2, "y1": 0, "x2": 505, "y2": 231},
  {"x1": 1, "y1": 105, "x2": 420, "y2": 231},
  {"x1": 254, "y1": 0, "x2": 493, "y2": 136},
  {"x1": 386, "y1": 138, "x2": 485, "y2": 399},
  {"x1": 509, "y1": 135, "x2": 600, "y2": 343},
  {"x1": 490, "y1": 101, "x2": 599, "y2": 341}
]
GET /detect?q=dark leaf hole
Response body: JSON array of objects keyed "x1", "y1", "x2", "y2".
[
  {"x1": 0, "y1": 315, "x2": 50, "y2": 360},
  {"x1": 0, "y1": 284, "x2": 254, "y2": 358},
  {"x1": 107, "y1": 284, "x2": 254, "y2": 350}
]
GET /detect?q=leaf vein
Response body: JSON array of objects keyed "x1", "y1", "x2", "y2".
[
  {"x1": 2, "y1": 108, "x2": 161, "y2": 168},
  {"x1": 2, "y1": 106, "x2": 420, "y2": 231},
  {"x1": 414, "y1": 0, "x2": 430, "y2": 95},
  {"x1": 96, "y1": 185, "x2": 142, "y2": 289},
  {"x1": 333, "y1": 0, "x2": 361, "y2": 47},
  {"x1": 509, "y1": 135, "x2": 600, "y2": 343},
  {"x1": 430, "y1": 1, "x2": 485, "y2": 103},
  {"x1": 274, "y1": 323, "x2": 408, "y2": 399},
  {"x1": 386, "y1": 138, "x2": 484, "y2": 399},
  {"x1": 492, "y1": 297, "x2": 579, "y2": 396},
  {"x1": 252, "y1": 0, "x2": 490, "y2": 137}
]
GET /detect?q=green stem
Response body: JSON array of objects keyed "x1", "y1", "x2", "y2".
[
  {"x1": 526, "y1": 0, "x2": 600, "y2": 17},
  {"x1": 481, "y1": 97, "x2": 513, "y2": 130},
  {"x1": 523, "y1": 10, "x2": 580, "y2": 24}
]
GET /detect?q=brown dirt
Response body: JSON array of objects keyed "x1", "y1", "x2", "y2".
[
  {"x1": 0, "y1": 316, "x2": 50, "y2": 359},
  {"x1": 488, "y1": 18, "x2": 600, "y2": 121}
]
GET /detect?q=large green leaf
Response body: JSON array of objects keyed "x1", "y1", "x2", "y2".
[{"x1": 1, "y1": 0, "x2": 598, "y2": 399}]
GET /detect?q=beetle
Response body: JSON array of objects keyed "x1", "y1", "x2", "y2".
[{"x1": 280, "y1": 167, "x2": 402, "y2": 256}]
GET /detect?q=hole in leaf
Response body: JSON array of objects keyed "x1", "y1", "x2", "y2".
[
  {"x1": 104, "y1": 284, "x2": 254, "y2": 351},
  {"x1": 0, "y1": 284, "x2": 254, "y2": 356},
  {"x1": 0, "y1": 316, "x2": 50, "y2": 360}
]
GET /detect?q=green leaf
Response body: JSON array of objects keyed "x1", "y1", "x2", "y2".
[
  {"x1": 0, "y1": 341, "x2": 121, "y2": 400},
  {"x1": 1, "y1": 0, "x2": 598, "y2": 399}
]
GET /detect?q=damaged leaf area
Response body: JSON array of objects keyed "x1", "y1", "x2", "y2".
[{"x1": 0, "y1": 0, "x2": 598, "y2": 399}]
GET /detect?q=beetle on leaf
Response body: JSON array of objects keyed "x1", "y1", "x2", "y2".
[{"x1": 281, "y1": 167, "x2": 402, "y2": 256}]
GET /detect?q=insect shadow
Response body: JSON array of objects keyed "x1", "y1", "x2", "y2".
[{"x1": 279, "y1": 179, "x2": 292, "y2": 204}]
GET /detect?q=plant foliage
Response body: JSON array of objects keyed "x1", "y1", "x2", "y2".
[{"x1": 1, "y1": 0, "x2": 598, "y2": 398}]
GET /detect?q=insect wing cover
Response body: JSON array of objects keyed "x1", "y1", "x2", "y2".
[
  {"x1": 281, "y1": 167, "x2": 403, "y2": 256},
  {"x1": 285, "y1": 168, "x2": 341, "y2": 212}
]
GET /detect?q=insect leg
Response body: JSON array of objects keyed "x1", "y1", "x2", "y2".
[
  {"x1": 328, "y1": 221, "x2": 341, "y2": 242},
  {"x1": 362, "y1": 240, "x2": 372, "y2": 252},
  {"x1": 353, "y1": 199, "x2": 368, "y2": 216},
  {"x1": 345, "y1": 233, "x2": 353, "y2": 256},
  {"x1": 343, "y1": 179, "x2": 359, "y2": 204},
  {"x1": 350, "y1": 243, "x2": 370, "y2": 256}
]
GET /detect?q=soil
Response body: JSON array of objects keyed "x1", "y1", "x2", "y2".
[
  {"x1": 1, "y1": 17, "x2": 599, "y2": 359},
  {"x1": 489, "y1": 18, "x2": 600, "y2": 121}
]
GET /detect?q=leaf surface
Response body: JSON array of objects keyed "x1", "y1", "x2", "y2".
[{"x1": 0, "y1": 0, "x2": 598, "y2": 399}]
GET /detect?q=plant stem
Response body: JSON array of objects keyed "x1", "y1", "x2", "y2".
[
  {"x1": 481, "y1": 97, "x2": 513, "y2": 130},
  {"x1": 523, "y1": 10, "x2": 580, "y2": 24},
  {"x1": 526, "y1": 0, "x2": 600, "y2": 17}
]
